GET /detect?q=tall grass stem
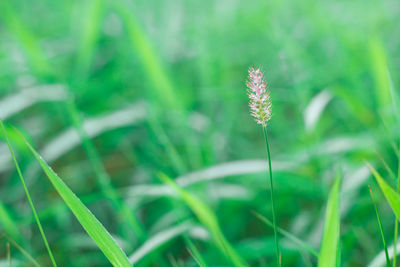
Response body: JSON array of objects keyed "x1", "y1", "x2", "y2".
[
  {"x1": 263, "y1": 126, "x2": 281, "y2": 267},
  {"x1": 394, "y1": 141, "x2": 400, "y2": 267},
  {"x1": 369, "y1": 186, "x2": 390, "y2": 267},
  {"x1": 0, "y1": 122, "x2": 57, "y2": 267}
]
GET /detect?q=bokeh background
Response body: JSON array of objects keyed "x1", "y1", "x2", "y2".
[{"x1": 1, "y1": 0, "x2": 400, "y2": 266}]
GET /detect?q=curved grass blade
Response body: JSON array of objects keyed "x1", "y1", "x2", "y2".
[
  {"x1": 11, "y1": 127, "x2": 131, "y2": 267},
  {"x1": 252, "y1": 211, "x2": 318, "y2": 258},
  {"x1": 318, "y1": 176, "x2": 341, "y2": 267},
  {"x1": 367, "y1": 163, "x2": 400, "y2": 218},
  {"x1": 2, "y1": 233, "x2": 42, "y2": 267},
  {"x1": 0, "y1": 121, "x2": 57, "y2": 267},
  {"x1": 369, "y1": 186, "x2": 390, "y2": 267},
  {"x1": 66, "y1": 98, "x2": 145, "y2": 241},
  {"x1": 158, "y1": 173, "x2": 246, "y2": 267},
  {"x1": 7, "y1": 242, "x2": 11, "y2": 267},
  {"x1": 128, "y1": 221, "x2": 192, "y2": 264},
  {"x1": 184, "y1": 235, "x2": 208, "y2": 267},
  {"x1": 0, "y1": 202, "x2": 20, "y2": 242}
]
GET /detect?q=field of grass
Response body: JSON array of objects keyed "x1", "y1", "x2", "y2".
[{"x1": 1, "y1": 0, "x2": 400, "y2": 266}]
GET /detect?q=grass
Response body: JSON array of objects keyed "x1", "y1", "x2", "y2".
[
  {"x1": 369, "y1": 185, "x2": 390, "y2": 267},
  {"x1": 318, "y1": 174, "x2": 341, "y2": 267},
  {"x1": 0, "y1": 0, "x2": 400, "y2": 265},
  {"x1": 0, "y1": 121, "x2": 57, "y2": 267},
  {"x1": 12, "y1": 126, "x2": 132, "y2": 266},
  {"x1": 262, "y1": 126, "x2": 280, "y2": 267}
]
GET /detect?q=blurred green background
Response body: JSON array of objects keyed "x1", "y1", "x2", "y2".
[{"x1": 0, "y1": 0, "x2": 400, "y2": 266}]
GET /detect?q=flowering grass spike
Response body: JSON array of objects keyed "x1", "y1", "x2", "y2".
[
  {"x1": 246, "y1": 66, "x2": 280, "y2": 266},
  {"x1": 247, "y1": 67, "x2": 272, "y2": 126}
]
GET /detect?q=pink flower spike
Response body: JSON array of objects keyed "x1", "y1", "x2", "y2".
[{"x1": 246, "y1": 67, "x2": 272, "y2": 126}]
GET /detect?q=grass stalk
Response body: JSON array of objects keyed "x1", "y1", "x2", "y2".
[
  {"x1": 369, "y1": 186, "x2": 390, "y2": 267},
  {"x1": 0, "y1": 121, "x2": 57, "y2": 267},
  {"x1": 393, "y1": 141, "x2": 400, "y2": 267},
  {"x1": 2, "y1": 234, "x2": 42, "y2": 267},
  {"x1": 7, "y1": 242, "x2": 11, "y2": 267},
  {"x1": 262, "y1": 126, "x2": 281, "y2": 267},
  {"x1": 184, "y1": 235, "x2": 208, "y2": 267},
  {"x1": 66, "y1": 98, "x2": 145, "y2": 241},
  {"x1": 252, "y1": 211, "x2": 318, "y2": 258}
]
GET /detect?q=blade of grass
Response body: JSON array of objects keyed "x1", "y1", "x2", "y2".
[
  {"x1": 128, "y1": 221, "x2": 192, "y2": 264},
  {"x1": 112, "y1": 0, "x2": 179, "y2": 110},
  {"x1": 147, "y1": 111, "x2": 187, "y2": 174},
  {"x1": 375, "y1": 151, "x2": 396, "y2": 182},
  {"x1": 367, "y1": 162, "x2": 400, "y2": 267},
  {"x1": 8, "y1": 125, "x2": 131, "y2": 267},
  {"x1": 158, "y1": 173, "x2": 246, "y2": 267},
  {"x1": 2, "y1": 233, "x2": 42, "y2": 267},
  {"x1": 318, "y1": 175, "x2": 341, "y2": 267},
  {"x1": 252, "y1": 211, "x2": 319, "y2": 258},
  {"x1": 0, "y1": 1, "x2": 53, "y2": 77},
  {"x1": 394, "y1": 144, "x2": 400, "y2": 267},
  {"x1": 366, "y1": 163, "x2": 400, "y2": 218},
  {"x1": 369, "y1": 37, "x2": 391, "y2": 111},
  {"x1": 0, "y1": 202, "x2": 20, "y2": 242},
  {"x1": 73, "y1": 0, "x2": 104, "y2": 81},
  {"x1": 66, "y1": 98, "x2": 145, "y2": 242},
  {"x1": 369, "y1": 186, "x2": 390, "y2": 267},
  {"x1": 7, "y1": 242, "x2": 11, "y2": 267},
  {"x1": 336, "y1": 240, "x2": 341, "y2": 267},
  {"x1": 0, "y1": 121, "x2": 57, "y2": 267},
  {"x1": 184, "y1": 235, "x2": 208, "y2": 267},
  {"x1": 167, "y1": 254, "x2": 180, "y2": 267}
]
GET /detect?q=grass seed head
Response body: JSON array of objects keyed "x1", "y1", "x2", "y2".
[{"x1": 246, "y1": 66, "x2": 272, "y2": 126}]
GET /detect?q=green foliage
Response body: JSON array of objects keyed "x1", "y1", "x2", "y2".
[
  {"x1": 368, "y1": 163, "x2": 400, "y2": 219},
  {"x1": 0, "y1": 0, "x2": 400, "y2": 265},
  {"x1": 368, "y1": 186, "x2": 390, "y2": 267},
  {"x1": 159, "y1": 173, "x2": 246, "y2": 267},
  {"x1": 253, "y1": 212, "x2": 318, "y2": 258},
  {"x1": 10, "y1": 126, "x2": 131, "y2": 267},
  {"x1": 1, "y1": 120, "x2": 57, "y2": 267},
  {"x1": 318, "y1": 176, "x2": 341, "y2": 267}
]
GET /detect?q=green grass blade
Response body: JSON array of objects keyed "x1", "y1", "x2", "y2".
[
  {"x1": 369, "y1": 186, "x2": 390, "y2": 267},
  {"x1": 128, "y1": 221, "x2": 192, "y2": 264},
  {"x1": 367, "y1": 163, "x2": 400, "y2": 219},
  {"x1": 0, "y1": 121, "x2": 57, "y2": 267},
  {"x1": 113, "y1": 0, "x2": 178, "y2": 110},
  {"x1": 0, "y1": 202, "x2": 20, "y2": 242},
  {"x1": 158, "y1": 173, "x2": 246, "y2": 267},
  {"x1": 336, "y1": 240, "x2": 341, "y2": 267},
  {"x1": 184, "y1": 235, "x2": 208, "y2": 267},
  {"x1": 0, "y1": 2, "x2": 53, "y2": 76},
  {"x1": 10, "y1": 126, "x2": 131, "y2": 267},
  {"x1": 395, "y1": 142, "x2": 400, "y2": 267},
  {"x1": 74, "y1": 0, "x2": 104, "y2": 80},
  {"x1": 66, "y1": 98, "x2": 145, "y2": 241},
  {"x1": 7, "y1": 242, "x2": 11, "y2": 267},
  {"x1": 2, "y1": 234, "x2": 42, "y2": 267},
  {"x1": 369, "y1": 37, "x2": 391, "y2": 111},
  {"x1": 318, "y1": 176, "x2": 341, "y2": 267},
  {"x1": 252, "y1": 211, "x2": 319, "y2": 258}
]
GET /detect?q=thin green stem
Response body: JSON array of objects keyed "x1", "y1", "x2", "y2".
[
  {"x1": 184, "y1": 235, "x2": 208, "y2": 267},
  {"x1": 252, "y1": 211, "x2": 318, "y2": 258},
  {"x1": 7, "y1": 242, "x2": 11, "y2": 267},
  {"x1": 262, "y1": 126, "x2": 281, "y2": 267},
  {"x1": 2, "y1": 234, "x2": 42, "y2": 267},
  {"x1": 369, "y1": 186, "x2": 390, "y2": 267},
  {"x1": 394, "y1": 141, "x2": 400, "y2": 267},
  {"x1": 0, "y1": 122, "x2": 57, "y2": 267},
  {"x1": 66, "y1": 98, "x2": 145, "y2": 241}
]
